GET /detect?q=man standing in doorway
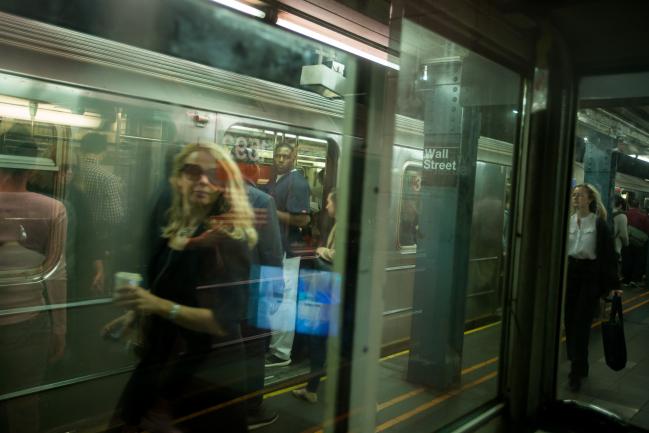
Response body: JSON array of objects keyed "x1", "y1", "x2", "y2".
[{"x1": 263, "y1": 142, "x2": 311, "y2": 367}]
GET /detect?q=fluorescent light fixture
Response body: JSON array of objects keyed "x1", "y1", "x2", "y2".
[
  {"x1": 299, "y1": 136, "x2": 328, "y2": 144},
  {"x1": 512, "y1": 109, "x2": 519, "y2": 114},
  {"x1": 209, "y1": 0, "x2": 266, "y2": 19},
  {"x1": 0, "y1": 101, "x2": 101, "y2": 129},
  {"x1": 230, "y1": 125, "x2": 262, "y2": 133},
  {"x1": 276, "y1": 14, "x2": 399, "y2": 71}
]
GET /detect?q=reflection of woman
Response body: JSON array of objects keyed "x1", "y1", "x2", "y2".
[
  {"x1": 0, "y1": 125, "x2": 67, "y2": 433},
  {"x1": 293, "y1": 190, "x2": 336, "y2": 404},
  {"x1": 105, "y1": 143, "x2": 257, "y2": 432},
  {"x1": 565, "y1": 184, "x2": 619, "y2": 392}
]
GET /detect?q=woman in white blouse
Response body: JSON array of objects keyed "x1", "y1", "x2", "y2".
[{"x1": 565, "y1": 183, "x2": 618, "y2": 392}]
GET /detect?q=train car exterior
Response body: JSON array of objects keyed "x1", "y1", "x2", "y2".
[{"x1": 0, "y1": 10, "x2": 518, "y2": 352}]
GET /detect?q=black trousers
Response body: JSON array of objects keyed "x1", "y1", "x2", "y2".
[
  {"x1": 241, "y1": 321, "x2": 271, "y2": 414},
  {"x1": 116, "y1": 336, "x2": 247, "y2": 432},
  {"x1": 565, "y1": 258, "x2": 600, "y2": 378},
  {"x1": 306, "y1": 335, "x2": 327, "y2": 393},
  {"x1": 621, "y1": 244, "x2": 647, "y2": 283}
]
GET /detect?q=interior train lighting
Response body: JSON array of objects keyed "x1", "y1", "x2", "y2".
[
  {"x1": 276, "y1": 12, "x2": 400, "y2": 71},
  {"x1": 209, "y1": 0, "x2": 266, "y2": 19},
  {"x1": 0, "y1": 96, "x2": 101, "y2": 128},
  {"x1": 299, "y1": 136, "x2": 328, "y2": 144}
]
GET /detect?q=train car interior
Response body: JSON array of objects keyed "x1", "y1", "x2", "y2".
[{"x1": 0, "y1": 1, "x2": 649, "y2": 433}]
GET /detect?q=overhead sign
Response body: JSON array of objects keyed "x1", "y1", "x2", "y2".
[{"x1": 423, "y1": 146, "x2": 459, "y2": 187}]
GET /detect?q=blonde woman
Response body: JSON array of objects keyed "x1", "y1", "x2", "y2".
[
  {"x1": 565, "y1": 183, "x2": 618, "y2": 392},
  {"x1": 105, "y1": 143, "x2": 256, "y2": 433}
]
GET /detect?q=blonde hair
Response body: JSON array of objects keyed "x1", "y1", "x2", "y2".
[
  {"x1": 574, "y1": 183, "x2": 608, "y2": 220},
  {"x1": 163, "y1": 143, "x2": 257, "y2": 248}
]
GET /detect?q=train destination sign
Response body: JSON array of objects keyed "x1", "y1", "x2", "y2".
[{"x1": 423, "y1": 146, "x2": 459, "y2": 186}]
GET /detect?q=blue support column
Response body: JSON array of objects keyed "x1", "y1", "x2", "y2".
[
  {"x1": 407, "y1": 59, "x2": 480, "y2": 390},
  {"x1": 583, "y1": 130, "x2": 616, "y2": 219}
]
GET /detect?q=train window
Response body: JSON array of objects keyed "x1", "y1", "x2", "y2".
[
  {"x1": 398, "y1": 164, "x2": 422, "y2": 249},
  {"x1": 0, "y1": 70, "x2": 216, "y2": 415},
  {"x1": 375, "y1": 19, "x2": 521, "y2": 432},
  {"x1": 0, "y1": 3, "x2": 354, "y2": 429},
  {"x1": 557, "y1": 75, "x2": 649, "y2": 428}
]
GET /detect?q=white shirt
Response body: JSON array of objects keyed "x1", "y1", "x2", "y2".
[
  {"x1": 567, "y1": 213, "x2": 597, "y2": 259},
  {"x1": 613, "y1": 211, "x2": 629, "y2": 254}
]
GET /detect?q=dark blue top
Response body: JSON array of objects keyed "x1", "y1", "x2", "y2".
[
  {"x1": 245, "y1": 183, "x2": 284, "y2": 325},
  {"x1": 262, "y1": 169, "x2": 310, "y2": 256}
]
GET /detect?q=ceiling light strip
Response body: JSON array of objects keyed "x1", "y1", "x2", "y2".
[
  {"x1": 209, "y1": 0, "x2": 266, "y2": 19},
  {"x1": 276, "y1": 17, "x2": 400, "y2": 71}
]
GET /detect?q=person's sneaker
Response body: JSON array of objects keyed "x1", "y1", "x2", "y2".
[
  {"x1": 265, "y1": 354, "x2": 291, "y2": 367},
  {"x1": 292, "y1": 388, "x2": 318, "y2": 404},
  {"x1": 247, "y1": 408, "x2": 279, "y2": 430}
]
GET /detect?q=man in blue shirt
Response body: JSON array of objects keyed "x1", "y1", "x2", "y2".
[
  {"x1": 262, "y1": 142, "x2": 310, "y2": 367},
  {"x1": 263, "y1": 143, "x2": 311, "y2": 256}
]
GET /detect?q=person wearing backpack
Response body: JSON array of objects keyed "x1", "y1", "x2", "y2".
[{"x1": 622, "y1": 196, "x2": 649, "y2": 286}]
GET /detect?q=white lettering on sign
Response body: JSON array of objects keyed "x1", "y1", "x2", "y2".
[{"x1": 422, "y1": 147, "x2": 458, "y2": 172}]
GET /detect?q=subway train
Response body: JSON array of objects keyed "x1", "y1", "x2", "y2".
[
  {"x1": 0, "y1": 10, "x2": 514, "y2": 353},
  {"x1": 4, "y1": 9, "x2": 647, "y2": 354}
]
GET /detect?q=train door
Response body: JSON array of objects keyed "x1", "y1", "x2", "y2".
[{"x1": 553, "y1": 71, "x2": 649, "y2": 431}]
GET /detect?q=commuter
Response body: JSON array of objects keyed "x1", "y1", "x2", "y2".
[
  {"x1": 292, "y1": 190, "x2": 337, "y2": 404},
  {"x1": 104, "y1": 143, "x2": 256, "y2": 433},
  {"x1": 262, "y1": 142, "x2": 311, "y2": 368},
  {"x1": 231, "y1": 145, "x2": 284, "y2": 429},
  {"x1": 612, "y1": 194, "x2": 629, "y2": 268},
  {"x1": 78, "y1": 132, "x2": 126, "y2": 296},
  {"x1": 0, "y1": 125, "x2": 67, "y2": 433},
  {"x1": 565, "y1": 184, "x2": 619, "y2": 392},
  {"x1": 622, "y1": 196, "x2": 649, "y2": 286}
]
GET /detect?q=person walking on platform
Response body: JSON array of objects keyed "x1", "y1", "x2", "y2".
[
  {"x1": 565, "y1": 184, "x2": 619, "y2": 392},
  {"x1": 622, "y1": 196, "x2": 649, "y2": 286}
]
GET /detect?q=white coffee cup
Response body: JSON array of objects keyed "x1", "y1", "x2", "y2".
[{"x1": 114, "y1": 272, "x2": 143, "y2": 299}]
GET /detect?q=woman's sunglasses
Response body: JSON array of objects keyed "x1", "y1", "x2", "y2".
[{"x1": 180, "y1": 163, "x2": 224, "y2": 186}]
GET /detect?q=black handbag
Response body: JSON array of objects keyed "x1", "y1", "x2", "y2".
[{"x1": 601, "y1": 295, "x2": 627, "y2": 371}]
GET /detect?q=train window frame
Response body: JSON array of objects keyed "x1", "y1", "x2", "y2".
[
  {"x1": 0, "y1": 121, "x2": 65, "y2": 172},
  {"x1": 223, "y1": 123, "x2": 328, "y2": 167},
  {"x1": 397, "y1": 161, "x2": 422, "y2": 252}
]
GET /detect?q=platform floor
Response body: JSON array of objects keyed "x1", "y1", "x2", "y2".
[
  {"x1": 557, "y1": 286, "x2": 649, "y2": 430},
  {"x1": 254, "y1": 321, "x2": 502, "y2": 433},
  {"x1": 35, "y1": 287, "x2": 649, "y2": 433}
]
